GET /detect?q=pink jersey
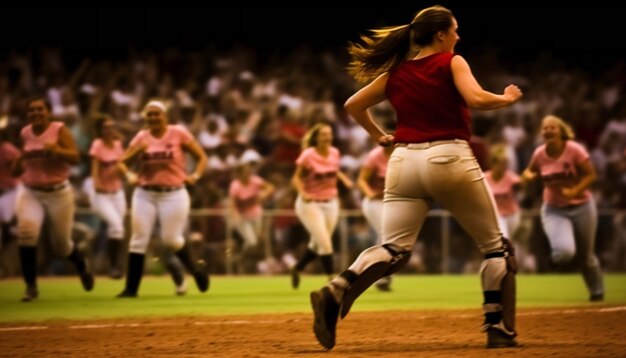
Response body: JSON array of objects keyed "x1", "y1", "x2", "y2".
[
  {"x1": 130, "y1": 125, "x2": 193, "y2": 187},
  {"x1": 485, "y1": 170, "x2": 520, "y2": 216},
  {"x1": 362, "y1": 146, "x2": 388, "y2": 196},
  {"x1": 0, "y1": 142, "x2": 20, "y2": 189},
  {"x1": 296, "y1": 146, "x2": 341, "y2": 201},
  {"x1": 529, "y1": 141, "x2": 592, "y2": 207},
  {"x1": 89, "y1": 139, "x2": 124, "y2": 192},
  {"x1": 20, "y1": 122, "x2": 71, "y2": 186},
  {"x1": 229, "y1": 175, "x2": 265, "y2": 219}
]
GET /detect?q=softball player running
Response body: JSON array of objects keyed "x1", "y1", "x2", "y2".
[
  {"x1": 116, "y1": 100, "x2": 208, "y2": 298},
  {"x1": 14, "y1": 98, "x2": 94, "y2": 302},
  {"x1": 357, "y1": 145, "x2": 394, "y2": 291},
  {"x1": 310, "y1": 5, "x2": 523, "y2": 350},
  {"x1": 522, "y1": 115, "x2": 604, "y2": 301},
  {"x1": 89, "y1": 114, "x2": 126, "y2": 278},
  {"x1": 228, "y1": 162, "x2": 275, "y2": 272},
  {"x1": 290, "y1": 122, "x2": 353, "y2": 289}
]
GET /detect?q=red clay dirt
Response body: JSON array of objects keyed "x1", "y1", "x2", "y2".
[{"x1": 1, "y1": 307, "x2": 624, "y2": 357}]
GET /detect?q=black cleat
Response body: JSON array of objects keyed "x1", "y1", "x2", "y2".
[
  {"x1": 80, "y1": 271, "x2": 95, "y2": 291},
  {"x1": 291, "y1": 268, "x2": 300, "y2": 289},
  {"x1": 484, "y1": 323, "x2": 518, "y2": 348},
  {"x1": 21, "y1": 285, "x2": 39, "y2": 302},
  {"x1": 116, "y1": 290, "x2": 137, "y2": 298},
  {"x1": 193, "y1": 270, "x2": 209, "y2": 293},
  {"x1": 375, "y1": 280, "x2": 392, "y2": 292},
  {"x1": 590, "y1": 293, "x2": 604, "y2": 302},
  {"x1": 310, "y1": 287, "x2": 340, "y2": 350}
]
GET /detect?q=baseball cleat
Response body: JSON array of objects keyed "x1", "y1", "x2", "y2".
[
  {"x1": 193, "y1": 270, "x2": 209, "y2": 293},
  {"x1": 21, "y1": 285, "x2": 38, "y2": 302},
  {"x1": 310, "y1": 286, "x2": 340, "y2": 350},
  {"x1": 484, "y1": 323, "x2": 518, "y2": 348},
  {"x1": 291, "y1": 268, "x2": 300, "y2": 289},
  {"x1": 176, "y1": 278, "x2": 188, "y2": 296},
  {"x1": 80, "y1": 271, "x2": 95, "y2": 291},
  {"x1": 590, "y1": 293, "x2": 604, "y2": 302},
  {"x1": 116, "y1": 290, "x2": 137, "y2": 298}
]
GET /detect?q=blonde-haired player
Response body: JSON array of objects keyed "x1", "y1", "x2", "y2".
[
  {"x1": 290, "y1": 122, "x2": 353, "y2": 288},
  {"x1": 117, "y1": 100, "x2": 208, "y2": 297}
]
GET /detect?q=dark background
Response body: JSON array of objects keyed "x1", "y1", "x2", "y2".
[{"x1": 2, "y1": 1, "x2": 624, "y2": 72}]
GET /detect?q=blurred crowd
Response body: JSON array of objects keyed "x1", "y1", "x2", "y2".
[{"x1": 1, "y1": 44, "x2": 625, "y2": 277}]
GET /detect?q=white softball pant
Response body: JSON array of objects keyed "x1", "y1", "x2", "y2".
[
  {"x1": 541, "y1": 199, "x2": 603, "y2": 295},
  {"x1": 361, "y1": 197, "x2": 383, "y2": 240},
  {"x1": 497, "y1": 211, "x2": 521, "y2": 239},
  {"x1": 295, "y1": 196, "x2": 339, "y2": 256},
  {"x1": 93, "y1": 190, "x2": 127, "y2": 240},
  {"x1": 0, "y1": 187, "x2": 17, "y2": 224},
  {"x1": 380, "y1": 141, "x2": 503, "y2": 255},
  {"x1": 128, "y1": 187, "x2": 189, "y2": 254},
  {"x1": 16, "y1": 183, "x2": 75, "y2": 256},
  {"x1": 232, "y1": 216, "x2": 261, "y2": 248}
]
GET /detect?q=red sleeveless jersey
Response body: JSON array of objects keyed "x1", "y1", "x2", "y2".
[{"x1": 386, "y1": 52, "x2": 471, "y2": 143}]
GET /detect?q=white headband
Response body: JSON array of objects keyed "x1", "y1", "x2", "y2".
[{"x1": 144, "y1": 100, "x2": 167, "y2": 113}]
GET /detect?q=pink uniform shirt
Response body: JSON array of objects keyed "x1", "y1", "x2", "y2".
[
  {"x1": 89, "y1": 139, "x2": 124, "y2": 192},
  {"x1": 229, "y1": 175, "x2": 265, "y2": 219},
  {"x1": 362, "y1": 146, "x2": 388, "y2": 196},
  {"x1": 20, "y1": 122, "x2": 71, "y2": 186},
  {"x1": 485, "y1": 170, "x2": 520, "y2": 216},
  {"x1": 529, "y1": 141, "x2": 593, "y2": 207},
  {"x1": 130, "y1": 125, "x2": 193, "y2": 187},
  {"x1": 0, "y1": 142, "x2": 20, "y2": 189},
  {"x1": 296, "y1": 146, "x2": 340, "y2": 201}
]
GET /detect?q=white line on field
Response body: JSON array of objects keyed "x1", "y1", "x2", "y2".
[{"x1": 2, "y1": 306, "x2": 624, "y2": 332}]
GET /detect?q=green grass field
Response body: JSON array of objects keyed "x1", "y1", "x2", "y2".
[{"x1": 1, "y1": 274, "x2": 625, "y2": 323}]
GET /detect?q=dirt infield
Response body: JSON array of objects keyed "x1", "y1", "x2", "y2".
[{"x1": 1, "y1": 306, "x2": 624, "y2": 357}]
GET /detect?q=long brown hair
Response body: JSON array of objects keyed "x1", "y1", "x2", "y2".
[
  {"x1": 301, "y1": 122, "x2": 332, "y2": 150},
  {"x1": 347, "y1": 5, "x2": 454, "y2": 83}
]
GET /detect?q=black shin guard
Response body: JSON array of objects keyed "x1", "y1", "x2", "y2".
[
  {"x1": 124, "y1": 253, "x2": 145, "y2": 295},
  {"x1": 295, "y1": 249, "x2": 318, "y2": 271},
  {"x1": 19, "y1": 246, "x2": 37, "y2": 287},
  {"x1": 319, "y1": 255, "x2": 334, "y2": 275},
  {"x1": 339, "y1": 244, "x2": 411, "y2": 319}
]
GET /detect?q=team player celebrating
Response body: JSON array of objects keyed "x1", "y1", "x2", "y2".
[
  {"x1": 290, "y1": 123, "x2": 353, "y2": 289},
  {"x1": 522, "y1": 115, "x2": 604, "y2": 301},
  {"x1": 116, "y1": 100, "x2": 209, "y2": 298},
  {"x1": 89, "y1": 114, "x2": 127, "y2": 278},
  {"x1": 13, "y1": 98, "x2": 94, "y2": 302}
]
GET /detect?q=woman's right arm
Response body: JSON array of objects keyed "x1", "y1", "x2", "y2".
[
  {"x1": 357, "y1": 166, "x2": 376, "y2": 199},
  {"x1": 344, "y1": 73, "x2": 394, "y2": 146},
  {"x1": 451, "y1": 55, "x2": 522, "y2": 110},
  {"x1": 291, "y1": 164, "x2": 310, "y2": 200}
]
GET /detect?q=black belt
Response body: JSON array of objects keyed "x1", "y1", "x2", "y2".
[
  {"x1": 141, "y1": 185, "x2": 183, "y2": 192},
  {"x1": 96, "y1": 189, "x2": 120, "y2": 194},
  {"x1": 27, "y1": 182, "x2": 68, "y2": 192},
  {"x1": 304, "y1": 199, "x2": 332, "y2": 203}
]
